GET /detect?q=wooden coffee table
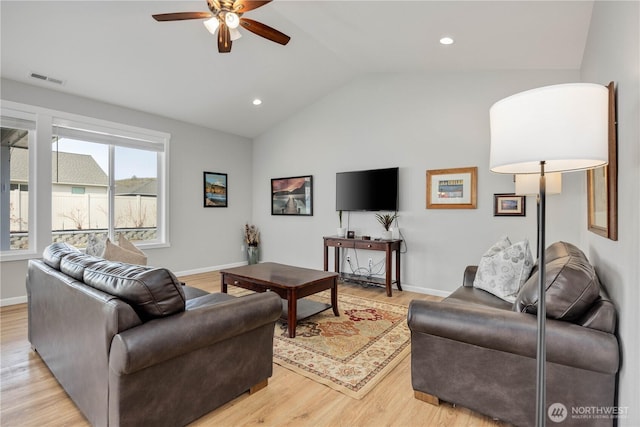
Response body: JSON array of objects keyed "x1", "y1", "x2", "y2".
[{"x1": 220, "y1": 263, "x2": 339, "y2": 338}]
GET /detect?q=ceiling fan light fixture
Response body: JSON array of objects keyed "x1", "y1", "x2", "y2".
[
  {"x1": 225, "y1": 12, "x2": 240, "y2": 29},
  {"x1": 230, "y1": 27, "x2": 242, "y2": 41},
  {"x1": 153, "y1": 1, "x2": 290, "y2": 53},
  {"x1": 203, "y1": 17, "x2": 219, "y2": 34}
]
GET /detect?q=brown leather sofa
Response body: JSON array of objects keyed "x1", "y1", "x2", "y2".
[
  {"x1": 27, "y1": 243, "x2": 282, "y2": 427},
  {"x1": 408, "y1": 241, "x2": 619, "y2": 426}
]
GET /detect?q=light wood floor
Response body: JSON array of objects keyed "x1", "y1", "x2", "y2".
[{"x1": 1, "y1": 271, "x2": 507, "y2": 427}]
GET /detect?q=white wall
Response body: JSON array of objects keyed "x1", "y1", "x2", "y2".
[
  {"x1": 1, "y1": 78, "x2": 254, "y2": 303},
  {"x1": 252, "y1": 70, "x2": 582, "y2": 295},
  {"x1": 580, "y1": 1, "x2": 640, "y2": 423}
]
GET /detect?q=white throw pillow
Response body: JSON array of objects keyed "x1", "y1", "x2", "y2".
[
  {"x1": 473, "y1": 237, "x2": 534, "y2": 302},
  {"x1": 86, "y1": 233, "x2": 106, "y2": 257}
]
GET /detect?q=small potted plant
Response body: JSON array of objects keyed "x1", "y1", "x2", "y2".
[
  {"x1": 337, "y1": 210, "x2": 346, "y2": 237},
  {"x1": 375, "y1": 212, "x2": 398, "y2": 240},
  {"x1": 244, "y1": 223, "x2": 260, "y2": 264}
]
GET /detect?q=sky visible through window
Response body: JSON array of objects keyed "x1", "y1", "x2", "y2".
[{"x1": 54, "y1": 138, "x2": 157, "y2": 180}]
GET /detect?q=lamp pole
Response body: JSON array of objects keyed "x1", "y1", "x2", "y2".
[{"x1": 535, "y1": 161, "x2": 547, "y2": 427}]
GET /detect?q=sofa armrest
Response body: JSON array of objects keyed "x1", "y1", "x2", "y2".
[
  {"x1": 462, "y1": 265, "x2": 478, "y2": 287},
  {"x1": 110, "y1": 292, "x2": 282, "y2": 375},
  {"x1": 407, "y1": 299, "x2": 618, "y2": 374}
]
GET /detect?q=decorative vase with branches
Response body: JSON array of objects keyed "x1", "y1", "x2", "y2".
[
  {"x1": 244, "y1": 223, "x2": 260, "y2": 246},
  {"x1": 244, "y1": 224, "x2": 260, "y2": 264}
]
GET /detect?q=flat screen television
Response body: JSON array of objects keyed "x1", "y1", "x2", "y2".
[{"x1": 336, "y1": 167, "x2": 398, "y2": 211}]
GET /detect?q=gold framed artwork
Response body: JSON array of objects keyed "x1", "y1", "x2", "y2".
[
  {"x1": 426, "y1": 167, "x2": 477, "y2": 209},
  {"x1": 587, "y1": 81, "x2": 618, "y2": 241}
]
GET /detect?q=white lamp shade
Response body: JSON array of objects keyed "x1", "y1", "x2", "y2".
[
  {"x1": 515, "y1": 173, "x2": 562, "y2": 195},
  {"x1": 490, "y1": 83, "x2": 609, "y2": 174}
]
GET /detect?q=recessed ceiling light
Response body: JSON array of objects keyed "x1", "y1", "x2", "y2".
[
  {"x1": 252, "y1": 98, "x2": 262, "y2": 106},
  {"x1": 439, "y1": 37, "x2": 454, "y2": 45}
]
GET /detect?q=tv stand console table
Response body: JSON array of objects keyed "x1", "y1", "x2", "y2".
[{"x1": 323, "y1": 236, "x2": 402, "y2": 297}]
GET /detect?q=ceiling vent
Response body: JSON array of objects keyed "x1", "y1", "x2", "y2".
[{"x1": 29, "y1": 72, "x2": 65, "y2": 86}]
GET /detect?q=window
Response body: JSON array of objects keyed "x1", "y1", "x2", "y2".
[
  {"x1": 114, "y1": 146, "x2": 158, "y2": 236},
  {"x1": 1, "y1": 112, "x2": 35, "y2": 252},
  {"x1": 1, "y1": 101, "x2": 169, "y2": 260},
  {"x1": 52, "y1": 120, "x2": 165, "y2": 249}
]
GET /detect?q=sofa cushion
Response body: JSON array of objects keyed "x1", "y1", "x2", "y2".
[
  {"x1": 473, "y1": 237, "x2": 533, "y2": 302},
  {"x1": 60, "y1": 253, "x2": 104, "y2": 281},
  {"x1": 514, "y1": 241, "x2": 601, "y2": 321},
  {"x1": 185, "y1": 292, "x2": 237, "y2": 310},
  {"x1": 43, "y1": 242, "x2": 81, "y2": 270},
  {"x1": 182, "y1": 286, "x2": 210, "y2": 300},
  {"x1": 83, "y1": 261, "x2": 186, "y2": 320},
  {"x1": 445, "y1": 286, "x2": 513, "y2": 311}
]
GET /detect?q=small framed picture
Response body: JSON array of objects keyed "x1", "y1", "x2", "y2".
[
  {"x1": 203, "y1": 172, "x2": 228, "y2": 207},
  {"x1": 494, "y1": 193, "x2": 525, "y2": 216},
  {"x1": 271, "y1": 175, "x2": 313, "y2": 216}
]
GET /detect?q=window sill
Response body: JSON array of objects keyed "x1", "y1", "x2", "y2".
[{"x1": 0, "y1": 250, "x2": 39, "y2": 262}]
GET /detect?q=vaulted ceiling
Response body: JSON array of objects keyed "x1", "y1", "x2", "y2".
[{"x1": 1, "y1": 1, "x2": 594, "y2": 138}]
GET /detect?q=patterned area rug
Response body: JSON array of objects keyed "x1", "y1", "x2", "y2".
[{"x1": 229, "y1": 287, "x2": 411, "y2": 399}]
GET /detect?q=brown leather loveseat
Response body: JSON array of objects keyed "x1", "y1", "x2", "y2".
[
  {"x1": 27, "y1": 242, "x2": 282, "y2": 426},
  {"x1": 407, "y1": 241, "x2": 619, "y2": 426}
]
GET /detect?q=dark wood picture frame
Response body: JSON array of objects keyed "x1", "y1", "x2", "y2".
[
  {"x1": 271, "y1": 175, "x2": 313, "y2": 216},
  {"x1": 203, "y1": 171, "x2": 228, "y2": 208},
  {"x1": 587, "y1": 82, "x2": 618, "y2": 240},
  {"x1": 494, "y1": 193, "x2": 526, "y2": 217},
  {"x1": 426, "y1": 167, "x2": 477, "y2": 209}
]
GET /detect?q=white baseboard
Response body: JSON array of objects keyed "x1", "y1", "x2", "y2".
[
  {"x1": 0, "y1": 262, "x2": 249, "y2": 308},
  {"x1": 399, "y1": 284, "x2": 451, "y2": 298},
  {"x1": 1, "y1": 295, "x2": 27, "y2": 307},
  {"x1": 172, "y1": 261, "x2": 247, "y2": 278},
  {"x1": 0, "y1": 266, "x2": 450, "y2": 307}
]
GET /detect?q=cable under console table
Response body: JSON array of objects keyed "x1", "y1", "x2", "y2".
[{"x1": 323, "y1": 236, "x2": 402, "y2": 297}]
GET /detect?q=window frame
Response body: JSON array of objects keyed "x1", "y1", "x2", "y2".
[
  {"x1": 0, "y1": 101, "x2": 170, "y2": 261},
  {"x1": 1, "y1": 107, "x2": 38, "y2": 259}
]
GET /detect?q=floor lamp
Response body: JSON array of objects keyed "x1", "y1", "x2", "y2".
[
  {"x1": 489, "y1": 83, "x2": 609, "y2": 427},
  {"x1": 515, "y1": 173, "x2": 562, "y2": 255}
]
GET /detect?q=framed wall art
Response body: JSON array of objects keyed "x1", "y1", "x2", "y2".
[
  {"x1": 494, "y1": 193, "x2": 526, "y2": 216},
  {"x1": 203, "y1": 172, "x2": 227, "y2": 207},
  {"x1": 426, "y1": 167, "x2": 477, "y2": 209},
  {"x1": 587, "y1": 81, "x2": 618, "y2": 241},
  {"x1": 271, "y1": 175, "x2": 313, "y2": 216}
]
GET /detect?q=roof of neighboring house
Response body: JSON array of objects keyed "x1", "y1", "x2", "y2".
[
  {"x1": 115, "y1": 177, "x2": 157, "y2": 196},
  {"x1": 9, "y1": 148, "x2": 107, "y2": 186}
]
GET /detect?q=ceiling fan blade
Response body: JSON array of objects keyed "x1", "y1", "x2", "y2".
[
  {"x1": 239, "y1": 18, "x2": 290, "y2": 45},
  {"x1": 218, "y1": 22, "x2": 232, "y2": 53},
  {"x1": 233, "y1": 0, "x2": 271, "y2": 13},
  {"x1": 153, "y1": 12, "x2": 212, "y2": 22}
]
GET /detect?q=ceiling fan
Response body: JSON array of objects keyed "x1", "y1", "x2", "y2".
[{"x1": 152, "y1": 0, "x2": 290, "y2": 53}]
